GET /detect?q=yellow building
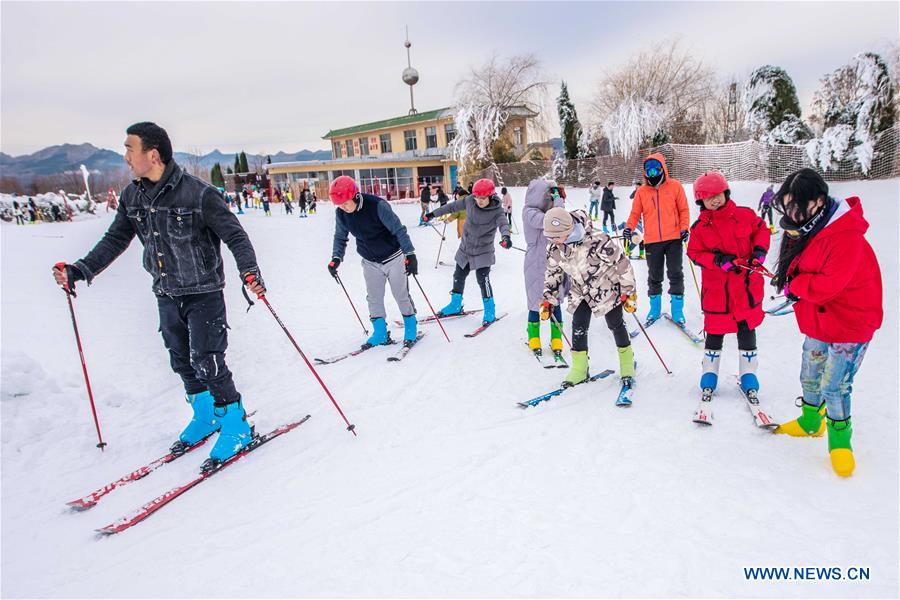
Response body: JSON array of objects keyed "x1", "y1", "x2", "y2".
[{"x1": 266, "y1": 106, "x2": 536, "y2": 200}]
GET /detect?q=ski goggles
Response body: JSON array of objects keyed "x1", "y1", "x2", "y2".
[{"x1": 644, "y1": 159, "x2": 664, "y2": 178}]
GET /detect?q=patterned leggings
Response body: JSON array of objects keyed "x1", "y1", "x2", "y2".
[{"x1": 800, "y1": 336, "x2": 869, "y2": 420}]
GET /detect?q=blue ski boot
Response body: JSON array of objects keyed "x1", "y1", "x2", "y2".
[
  {"x1": 176, "y1": 390, "x2": 220, "y2": 450},
  {"x1": 647, "y1": 294, "x2": 662, "y2": 323},
  {"x1": 439, "y1": 292, "x2": 464, "y2": 316},
  {"x1": 365, "y1": 317, "x2": 391, "y2": 347},
  {"x1": 482, "y1": 296, "x2": 496, "y2": 325},
  {"x1": 207, "y1": 399, "x2": 253, "y2": 465},
  {"x1": 402, "y1": 314, "x2": 418, "y2": 344},
  {"x1": 670, "y1": 294, "x2": 686, "y2": 324}
]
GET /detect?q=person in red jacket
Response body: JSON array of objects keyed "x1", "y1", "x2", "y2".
[
  {"x1": 687, "y1": 173, "x2": 770, "y2": 423},
  {"x1": 770, "y1": 169, "x2": 883, "y2": 478},
  {"x1": 624, "y1": 153, "x2": 691, "y2": 324}
]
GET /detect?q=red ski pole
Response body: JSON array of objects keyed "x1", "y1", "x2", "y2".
[
  {"x1": 246, "y1": 276, "x2": 357, "y2": 436},
  {"x1": 55, "y1": 263, "x2": 106, "y2": 450},
  {"x1": 334, "y1": 274, "x2": 369, "y2": 335},
  {"x1": 411, "y1": 274, "x2": 451, "y2": 343},
  {"x1": 630, "y1": 312, "x2": 672, "y2": 375}
]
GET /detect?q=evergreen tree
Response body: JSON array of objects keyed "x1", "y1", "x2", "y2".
[
  {"x1": 557, "y1": 82, "x2": 584, "y2": 159},
  {"x1": 226, "y1": 166, "x2": 233, "y2": 174},
  {"x1": 210, "y1": 163, "x2": 225, "y2": 187},
  {"x1": 239, "y1": 151, "x2": 249, "y2": 173},
  {"x1": 266, "y1": 155, "x2": 272, "y2": 164},
  {"x1": 234, "y1": 154, "x2": 241, "y2": 173},
  {"x1": 743, "y1": 65, "x2": 804, "y2": 139}
]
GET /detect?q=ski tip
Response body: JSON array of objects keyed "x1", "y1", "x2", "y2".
[
  {"x1": 67, "y1": 500, "x2": 95, "y2": 511},
  {"x1": 693, "y1": 418, "x2": 713, "y2": 426}
]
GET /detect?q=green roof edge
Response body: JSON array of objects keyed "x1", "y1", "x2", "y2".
[{"x1": 323, "y1": 107, "x2": 451, "y2": 139}]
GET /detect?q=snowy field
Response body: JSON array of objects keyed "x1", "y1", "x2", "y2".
[{"x1": 1, "y1": 180, "x2": 898, "y2": 598}]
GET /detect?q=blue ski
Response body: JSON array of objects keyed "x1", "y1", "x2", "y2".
[{"x1": 516, "y1": 369, "x2": 616, "y2": 409}]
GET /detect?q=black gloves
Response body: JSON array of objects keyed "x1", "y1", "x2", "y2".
[
  {"x1": 328, "y1": 257, "x2": 341, "y2": 279},
  {"x1": 500, "y1": 235, "x2": 512, "y2": 249},
  {"x1": 423, "y1": 212, "x2": 435, "y2": 223},
  {"x1": 404, "y1": 254, "x2": 418, "y2": 275},
  {"x1": 680, "y1": 230, "x2": 689, "y2": 243}
]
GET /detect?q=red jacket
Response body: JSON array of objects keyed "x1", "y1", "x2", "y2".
[
  {"x1": 788, "y1": 196, "x2": 882, "y2": 343},
  {"x1": 626, "y1": 153, "x2": 691, "y2": 244},
  {"x1": 687, "y1": 199, "x2": 770, "y2": 334}
]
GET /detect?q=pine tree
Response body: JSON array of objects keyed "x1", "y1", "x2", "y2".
[
  {"x1": 266, "y1": 155, "x2": 271, "y2": 164},
  {"x1": 743, "y1": 66, "x2": 804, "y2": 140},
  {"x1": 226, "y1": 166, "x2": 233, "y2": 174},
  {"x1": 557, "y1": 82, "x2": 584, "y2": 159},
  {"x1": 234, "y1": 154, "x2": 241, "y2": 173},
  {"x1": 239, "y1": 151, "x2": 249, "y2": 173},
  {"x1": 210, "y1": 163, "x2": 225, "y2": 187}
]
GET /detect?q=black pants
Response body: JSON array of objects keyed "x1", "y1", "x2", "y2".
[
  {"x1": 760, "y1": 206, "x2": 773, "y2": 227},
  {"x1": 157, "y1": 291, "x2": 240, "y2": 406},
  {"x1": 645, "y1": 239, "x2": 685, "y2": 296},
  {"x1": 571, "y1": 300, "x2": 630, "y2": 352},
  {"x1": 602, "y1": 210, "x2": 616, "y2": 229},
  {"x1": 452, "y1": 264, "x2": 492, "y2": 298},
  {"x1": 705, "y1": 320, "x2": 757, "y2": 351}
]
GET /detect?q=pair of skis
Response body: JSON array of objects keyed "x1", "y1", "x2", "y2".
[
  {"x1": 692, "y1": 379, "x2": 778, "y2": 429},
  {"x1": 399, "y1": 309, "x2": 507, "y2": 339},
  {"x1": 517, "y1": 369, "x2": 616, "y2": 409},
  {"x1": 314, "y1": 332, "x2": 425, "y2": 365},
  {"x1": 67, "y1": 415, "x2": 313, "y2": 535},
  {"x1": 531, "y1": 347, "x2": 568, "y2": 369}
]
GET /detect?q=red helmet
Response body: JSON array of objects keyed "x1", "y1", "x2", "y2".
[
  {"x1": 472, "y1": 178, "x2": 496, "y2": 197},
  {"x1": 330, "y1": 175, "x2": 358, "y2": 205},
  {"x1": 693, "y1": 172, "x2": 729, "y2": 202}
]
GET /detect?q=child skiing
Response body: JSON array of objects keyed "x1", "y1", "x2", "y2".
[
  {"x1": 686, "y1": 172, "x2": 771, "y2": 426},
  {"x1": 327, "y1": 176, "x2": 420, "y2": 349},
  {"x1": 624, "y1": 153, "x2": 691, "y2": 325},
  {"x1": 522, "y1": 179, "x2": 566, "y2": 366},
  {"x1": 769, "y1": 169, "x2": 883, "y2": 477},
  {"x1": 758, "y1": 184, "x2": 775, "y2": 231},
  {"x1": 540, "y1": 207, "x2": 639, "y2": 405},
  {"x1": 423, "y1": 178, "x2": 511, "y2": 326},
  {"x1": 600, "y1": 181, "x2": 618, "y2": 233}
]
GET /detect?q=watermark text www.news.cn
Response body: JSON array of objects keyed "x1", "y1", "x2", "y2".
[{"x1": 744, "y1": 567, "x2": 870, "y2": 581}]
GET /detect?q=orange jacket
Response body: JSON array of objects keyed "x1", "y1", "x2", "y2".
[{"x1": 626, "y1": 153, "x2": 690, "y2": 244}]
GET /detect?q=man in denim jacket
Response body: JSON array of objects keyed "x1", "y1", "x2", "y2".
[{"x1": 52, "y1": 122, "x2": 264, "y2": 467}]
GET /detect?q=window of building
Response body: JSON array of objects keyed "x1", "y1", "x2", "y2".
[
  {"x1": 444, "y1": 123, "x2": 456, "y2": 144},
  {"x1": 380, "y1": 133, "x2": 392, "y2": 154},
  {"x1": 514, "y1": 127, "x2": 523, "y2": 146},
  {"x1": 359, "y1": 137, "x2": 369, "y2": 156},
  {"x1": 395, "y1": 167, "x2": 414, "y2": 198},
  {"x1": 404, "y1": 130, "x2": 417, "y2": 151},
  {"x1": 425, "y1": 126, "x2": 437, "y2": 149},
  {"x1": 333, "y1": 141, "x2": 342, "y2": 159},
  {"x1": 345, "y1": 139, "x2": 354, "y2": 158}
]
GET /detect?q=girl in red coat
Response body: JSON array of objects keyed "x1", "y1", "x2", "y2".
[
  {"x1": 687, "y1": 172, "x2": 770, "y2": 424},
  {"x1": 770, "y1": 169, "x2": 883, "y2": 477}
]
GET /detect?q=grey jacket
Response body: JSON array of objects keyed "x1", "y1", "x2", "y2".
[
  {"x1": 522, "y1": 179, "x2": 565, "y2": 309},
  {"x1": 75, "y1": 162, "x2": 258, "y2": 296},
  {"x1": 432, "y1": 194, "x2": 509, "y2": 269}
]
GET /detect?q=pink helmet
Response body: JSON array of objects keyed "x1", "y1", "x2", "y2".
[
  {"x1": 330, "y1": 176, "x2": 358, "y2": 205},
  {"x1": 472, "y1": 178, "x2": 496, "y2": 197}
]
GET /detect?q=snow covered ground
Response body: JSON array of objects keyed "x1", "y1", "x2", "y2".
[{"x1": 2, "y1": 180, "x2": 897, "y2": 598}]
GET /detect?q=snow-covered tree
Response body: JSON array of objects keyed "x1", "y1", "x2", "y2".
[
  {"x1": 449, "y1": 53, "x2": 548, "y2": 171},
  {"x1": 768, "y1": 114, "x2": 814, "y2": 144},
  {"x1": 557, "y1": 82, "x2": 584, "y2": 159},
  {"x1": 808, "y1": 52, "x2": 895, "y2": 173},
  {"x1": 601, "y1": 95, "x2": 667, "y2": 158},
  {"x1": 743, "y1": 65, "x2": 805, "y2": 141}
]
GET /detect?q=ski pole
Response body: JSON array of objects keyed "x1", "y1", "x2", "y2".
[
  {"x1": 411, "y1": 274, "x2": 451, "y2": 343},
  {"x1": 247, "y1": 278, "x2": 357, "y2": 436},
  {"x1": 630, "y1": 312, "x2": 672, "y2": 375},
  {"x1": 434, "y1": 220, "x2": 448, "y2": 269},
  {"x1": 426, "y1": 221, "x2": 445, "y2": 240},
  {"x1": 547, "y1": 310, "x2": 572, "y2": 350},
  {"x1": 511, "y1": 245, "x2": 527, "y2": 253},
  {"x1": 684, "y1": 243, "x2": 702, "y2": 300},
  {"x1": 334, "y1": 274, "x2": 369, "y2": 335},
  {"x1": 55, "y1": 264, "x2": 106, "y2": 451}
]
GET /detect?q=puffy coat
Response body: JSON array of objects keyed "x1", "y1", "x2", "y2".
[
  {"x1": 787, "y1": 197, "x2": 882, "y2": 343},
  {"x1": 544, "y1": 210, "x2": 637, "y2": 317},
  {"x1": 431, "y1": 194, "x2": 509, "y2": 269},
  {"x1": 600, "y1": 188, "x2": 617, "y2": 211},
  {"x1": 522, "y1": 179, "x2": 565, "y2": 309},
  {"x1": 626, "y1": 152, "x2": 691, "y2": 244},
  {"x1": 687, "y1": 199, "x2": 770, "y2": 334}
]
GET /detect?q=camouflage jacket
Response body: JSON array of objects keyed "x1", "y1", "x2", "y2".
[{"x1": 543, "y1": 210, "x2": 636, "y2": 316}]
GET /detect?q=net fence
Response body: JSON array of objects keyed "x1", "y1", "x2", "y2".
[{"x1": 472, "y1": 125, "x2": 900, "y2": 187}]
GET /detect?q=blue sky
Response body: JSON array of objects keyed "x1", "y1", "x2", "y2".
[{"x1": 1, "y1": 1, "x2": 897, "y2": 156}]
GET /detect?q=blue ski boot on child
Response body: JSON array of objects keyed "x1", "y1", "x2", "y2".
[
  {"x1": 365, "y1": 317, "x2": 391, "y2": 347},
  {"x1": 402, "y1": 314, "x2": 418, "y2": 347},
  {"x1": 438, "y1": 292, "x2": 464, "y2": 317},
  {"x1": 482, "y1": 296, "x2": 496, "y2": 325},
  {"x1": 174, "y1": 390, "x2": 220, "y2": 452},
  {"x1": 670, "y1": 294, "x2": 686, "y2": 325},
  {"x1": 205, "y1": 399, "x2": 254, "y2": 468},
  {"x1": 646, "y1": 294, "x2": 662, "y2": 324}
]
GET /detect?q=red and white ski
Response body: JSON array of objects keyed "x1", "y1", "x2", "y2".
[
  {"x1": 394, "y1": 309, "x2": 481, "y2": 327},
  {"x1": 464, "y1": 313, "x2": 508, "y2": 338},
  {"x1": 95, "y1": 416, "x2": 311, "y2": 535}
]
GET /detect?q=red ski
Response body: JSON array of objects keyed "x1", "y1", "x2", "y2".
[
  {"x1": 96, "y1": 416, "x2": 311, "y2": 535},
  {"x1": 66, "y1": 435, "x2": 213, "y2": 511},
  {"x1": 464, "y1": 313, "x2": 508, "y2": 338}
]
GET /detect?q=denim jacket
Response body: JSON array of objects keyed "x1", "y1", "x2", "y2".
[{"x1": 75, "y1": 162, "x2": 258, "y2": 296}]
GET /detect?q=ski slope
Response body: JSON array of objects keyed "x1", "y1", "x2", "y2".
[{"x1": 2, "y1": 180, "x2": 897, "y2": 598}]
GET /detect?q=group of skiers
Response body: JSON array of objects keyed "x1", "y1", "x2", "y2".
[{"x1": 51, "y1": 121, "x2": 884, "y2": 479}]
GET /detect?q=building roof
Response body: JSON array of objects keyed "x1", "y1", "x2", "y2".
[
  {"x1": 323, "y1": 108, "x2": 453, "y2": 139},
  {"x1": 266, "y1": 149, "x2": 450, "y2": 172}
]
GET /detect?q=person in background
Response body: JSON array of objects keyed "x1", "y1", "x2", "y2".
[
  {"x1": 758, "y1": 184, "x2": 775, "y2": 231},
  {"x1": 600, "y1": 181, "x2": 618, "y2": 234},
  {"x1": 588, "y1": 180, "x2": 603, "y2": 221},
  {"x1": 419, "y1": 183, "x2": 431, "y2": 226},
  {"x1": 501, "y1": 186, "x2": 513, "y2": 228}
]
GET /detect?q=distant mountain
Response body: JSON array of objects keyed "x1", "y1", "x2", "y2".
[{"x1": 0, "y1": 144, "x2": 332, "y2": 180}]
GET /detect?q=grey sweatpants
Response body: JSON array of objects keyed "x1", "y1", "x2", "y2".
[{"x1": 362, "y1": 253, "x2": 416, "y2": 319}]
